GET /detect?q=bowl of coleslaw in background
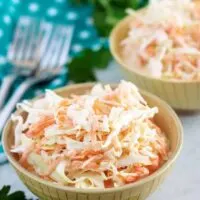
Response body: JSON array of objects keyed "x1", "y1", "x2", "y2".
[
  {"x1": 3, "y1": 82, "x2": 183, "y2": 200},
  {"x1": 110, "y1": 0, "x2": 200, "y2": 110}
]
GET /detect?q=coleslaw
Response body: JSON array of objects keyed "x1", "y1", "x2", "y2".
[
  {"x1": 11, "y1": 81, "x2": 169, "y2": 188},
  {"x1": 122, "y1": 0, "x2": 200, "y2": 80}
]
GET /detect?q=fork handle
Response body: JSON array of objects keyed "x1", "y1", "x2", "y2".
[
  {"x1": 0, "y1": 79, "x2": 36, "y2": 133},
  {"x1": 0, "y1": 75, "x2": 17, "y2": 110}
]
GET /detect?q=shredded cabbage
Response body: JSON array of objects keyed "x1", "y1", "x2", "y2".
[
  {"x1": 11, "y1": 81, "x2": 169, "y2": 188},
  {"x1": 122, "y1": 0, "x2": 200, "y2": 80}
]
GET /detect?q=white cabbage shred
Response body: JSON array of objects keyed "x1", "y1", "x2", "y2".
[
  {"x1": 11, "y1": 81, "x2": 169, "y2": 188},
  {"x1": 122, "y1": 0, "x2": 200, "y2": 80}
]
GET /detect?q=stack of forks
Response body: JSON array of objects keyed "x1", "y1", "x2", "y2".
[{"x1": 0, "y1": 16, "x2": 74, "y2": 132}]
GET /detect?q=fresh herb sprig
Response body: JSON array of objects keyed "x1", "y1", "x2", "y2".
[
  {"x1": 68, "y1": 47, "x2": 112, "y2": 82},
  {"x1": 68, "y1": 0, "x2": 148, "y2": 82},
  {"x1": 71, "y1": 0, "x2": 148, "y2": 37},
  {"x1": 0, "y1": 186, "x2": 35, "y2": 200}
]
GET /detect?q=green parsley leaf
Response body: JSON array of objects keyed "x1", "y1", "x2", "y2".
[
  {"x1": 0, "y1": 186, "x2": 10, "y2": 199},
  {"x1": 68, "y1": 57, "x2": 96, "y2": 82},
  {"x1": 6, "y1": 191, "x2": 26, "y2": 200},
  {"x1": 67, "y1": 0, "x2": 149, "y2": 82},
  {"x1": 0, "y1": 186, "x2": 34, "y2": 200},
  {"x1": 91, "y1": 48, "x2": 112, "y2": 69},
  {"x1": 70, "y1": 0, "x2": 149, "y2": 37},
  {"x1": 68, "y1": 47, "x2": 112, "y2": 82}
]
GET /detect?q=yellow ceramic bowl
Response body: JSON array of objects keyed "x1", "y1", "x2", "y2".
[
  {"x1": 3, "y1": 83, "x2": 183, "y2": 200},
  {"x1": 110, "y1": 15, "x2": 200, "y2": 110}
]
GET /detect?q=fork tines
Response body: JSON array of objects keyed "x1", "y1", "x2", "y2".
[
  {"x1": 8, "y1": 16, "x2": 74, "y2": 71},
  {"x1": 39, "y1": 22, "x2": 74, "y2": 70},
  {"x1": 8, "y1": 16, "x2": 41, "y2": 67}
]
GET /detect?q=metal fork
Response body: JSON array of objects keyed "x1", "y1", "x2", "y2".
[
  {"x1": 0, "y1": 16, "x2": 41, "y2": 110},
  {"x1": 0, "y1": 21, "x2": 74, "y2": 132}
]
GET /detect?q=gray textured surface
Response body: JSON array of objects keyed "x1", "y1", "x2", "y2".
[{"x1": 1, "y1": 63, "x2": 199, "y2": 200}]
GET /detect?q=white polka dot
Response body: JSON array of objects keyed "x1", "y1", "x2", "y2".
[
  {"x1": 47, "y1": 8, "x2": 58, "y2": 17},
  {"x1": 29, "y1": 3, "x2": 39, "y2": 12},
  {"x1": 79, "y1": 30, "x2": 90, "y2": 39},
  {"x1": 86, "y1": 17, "x2": 93, "y2": 26},
  {"x1": 55, "y1": 0, "x2": 64, "y2": 3},
  {"x1": 0, "y1": 56, "x2": 7, "y2": 65},
  {"x1": 92, "y1": 44, "x2": 101, "y2": 51},
  {"x1": 0, "y1": 29, "x2": 4, "y2": 38},
  {"x1": 12, "y1": 0, "x2": 20, "y2": 4},
  {"x1": 67, "y1": 12, "x2": 77, "y2": 20},
  {"x1": 3, "y1": 15, "x2": 11, "y2": 24},
  {"x1": 72, "y1": 44, "x2": 83, "y2": 53}
]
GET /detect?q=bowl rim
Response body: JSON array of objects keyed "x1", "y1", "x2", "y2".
[
  {"x1": 110, "y1": 14, "x2": 200, "y2": 84},
  {"x1": 2, "y1": 83, "x2": 183, "y2": 194}
]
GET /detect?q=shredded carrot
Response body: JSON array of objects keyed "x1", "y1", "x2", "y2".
[
  {"x1": 122, "y1": 0, "x2": 200, "y2": 81},
  {"x1": 12, "y1": 81, "x2": 169, "y2": 188},
  {"x1": 26, "y1": 115, "x2": 55, "y2": 138},
  {"x1": 104, "y1": 179, "x2": 114, "y2": 188},
  {"x1": 124, "y1": 176, "x2": 137, "y2": 184}
]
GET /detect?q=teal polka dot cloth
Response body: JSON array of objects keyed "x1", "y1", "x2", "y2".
[{"x1": 0, "y1": 0, "x2": 106, "y2": 163}]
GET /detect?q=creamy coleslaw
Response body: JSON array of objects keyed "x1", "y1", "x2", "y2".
[
  {"x1": 122, "y1": 0, "x2": 200, "y2": 80},
  {"x1": 11, "y1": 81, "x2": 169, "y2": 188}
]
